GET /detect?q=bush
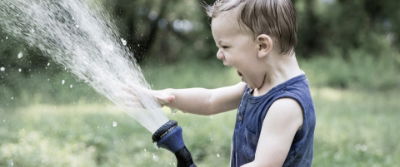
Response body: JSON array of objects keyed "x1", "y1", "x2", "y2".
[{"x1": 301, "y1": 34, "x2": 400, "y2": 90}]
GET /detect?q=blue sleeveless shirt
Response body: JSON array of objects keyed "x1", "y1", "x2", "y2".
[{"x1": 231, "y1": 74, "x2": 315, "y2": 167}]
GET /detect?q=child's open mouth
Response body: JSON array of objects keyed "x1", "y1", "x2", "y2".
[
  {"x1": 237, "y1": 71, "x2": 242, "y2": 77},
  {"x1": 237, "y1": 71, "x2": 244, "y2": 81}
]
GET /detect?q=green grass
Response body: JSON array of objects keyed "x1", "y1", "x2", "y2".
[
  {"x1": 1, "y1": 55, "x2": 399, "y2": 166},
  {"x1": 0, "y1": 88, "x2": 399, "y2": 166},
  {"x1": 312, "y1": 88, "x2": 400, "y2": 166}
]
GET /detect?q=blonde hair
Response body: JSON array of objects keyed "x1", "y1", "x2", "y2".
[{"x1": 207, "y1": 0, "x2": 297, "y2": 54}]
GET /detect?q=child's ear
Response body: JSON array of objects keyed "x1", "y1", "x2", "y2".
[{"x1": 256, "y1": 34, "x2": 273, "y2": 58}]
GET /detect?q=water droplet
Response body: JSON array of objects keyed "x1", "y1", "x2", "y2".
[
  {"x1": 216, "y1": 153, "x2": 221, "y2": 158},
  {"x1": 209, "y1": 137, "x2": 213, "y2": 141},
  {"x1": 8, "y1": 159, "x2": 14, "y2": 166},
  {"x1": 152, "y1": 153, "x2": 159, "y2": 161},
  {"x1": 69, "y1": 84, "x2": 73, "y2": 88},
  {"x1": 355, "y1": 144, "x2": 368, "y2": 152},
  {"x1": 10, "y1": 96, "x2": 14, "y2": 100},
  {"x1": 17, "y1": 52, "x2": 24, "y2": 59},
  {"x1": 144, "y1": 148, "x2": 147, "y2": 152},
  {"x1": 0, "y1": 67, "x2": 5, "y2": 72},
  {"x1": 5, "y1": 36, "x2": 8, "y2": 40},
  {"x1": 171, "y1": 108, "x2": 177, "y2": 114},
  {"x1": 75, "y1": 24, "x2": 80, "y2": 28},
  {"x1": 47, "y1": 62, "x2": 51, "y2": 66},
  {"x1": 30, "y1": 29, "x2": 35, "y2": 33},
  {"x1": 61, "y1": 80, "x2": 65, "y2": 85},
  {"x1": 154, "y1": 143, "x2": 159, "y2": 149},
  {"x1": 121, "y1": 38, "x2": 127, "y2": 46},
  {"x1": 112, "y1": 121, "x2": 118, "y2": 127},
  {"x1": 148, "y1": 11, "x2": 158, "y2": 21},
  {"x1": 18, "y1": 68, "x2": 22, "y2": 72},
  {"x1": 47, "y1": 78, "x2": 50, "y2": 81}
]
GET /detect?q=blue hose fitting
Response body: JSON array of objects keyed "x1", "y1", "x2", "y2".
[{"x1": 152, "y1": 120, "x2": 196, "y2": 167}]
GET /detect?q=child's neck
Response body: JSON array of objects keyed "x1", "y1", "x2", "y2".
[{"x1": 253, "y1": 53, "x2": 303, "y2": 96}]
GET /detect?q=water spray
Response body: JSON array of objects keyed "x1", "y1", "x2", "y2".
[
  {"x1": 0, "y1": 0, "x2": 197, "y2": 165},
  {"x1": 152, "y1": 120, "x2": 196, "y2": 167}
]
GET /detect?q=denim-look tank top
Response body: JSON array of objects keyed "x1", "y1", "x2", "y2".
[{"x1": 231, "y1": 74, "x2": 315, "y2": 167}]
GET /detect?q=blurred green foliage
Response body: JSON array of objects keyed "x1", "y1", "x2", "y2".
[
  {"x1": 2, "y1": 0, "x2": 399, "y2": 61},
  {"x1": 1, "y1": 0, "x2": 399, "y2": 97}
]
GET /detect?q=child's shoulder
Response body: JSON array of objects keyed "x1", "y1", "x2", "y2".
[{"x1": 269, "y1": 98, "x2": 303, "y2": 120}]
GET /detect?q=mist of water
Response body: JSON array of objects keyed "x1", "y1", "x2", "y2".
[{"x1": 0, "y1": 0, "x2": 169, "y2": 133}]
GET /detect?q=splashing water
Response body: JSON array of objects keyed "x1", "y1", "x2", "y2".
[{"x1": 0, "y1": 0, "x2": 168, "y2": 133}]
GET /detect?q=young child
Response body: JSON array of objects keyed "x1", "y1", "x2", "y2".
[{"x1": 153, "y1": 0, "x2": 315, "y2": 166}]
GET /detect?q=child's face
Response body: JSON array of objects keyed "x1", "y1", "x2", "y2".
[{"x1": 211, "y1": 11, "x2": 267, "y2": 89}]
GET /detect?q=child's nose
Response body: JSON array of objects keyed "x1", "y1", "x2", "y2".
[{"x1": 216, "y1": 49, "x2": 225, "y2": 61}]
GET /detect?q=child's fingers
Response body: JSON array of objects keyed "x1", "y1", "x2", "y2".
[
  {"x1": 155, "y1": 92, "x2": 175, "y2": 105},
  {"x1": 166, "y1": 95, "x2": 175, "y2": 103},
  {"x1": 122, "y1": 85, "x2": 174, "y2": 106}
]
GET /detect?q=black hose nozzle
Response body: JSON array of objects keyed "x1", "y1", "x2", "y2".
[{"x1": 152, "y1": 120, "x2": 196, "y2": 167}]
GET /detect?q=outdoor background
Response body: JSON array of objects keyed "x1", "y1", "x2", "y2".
[{"x1": 1, "y1": 0, "x2": 400, "y2": 166}]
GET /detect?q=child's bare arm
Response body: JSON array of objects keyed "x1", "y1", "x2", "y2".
[
  {"x1": 241, "y1": 98, "x2": 303, "y2": 167},
  {"x1": 154, "y1": 82, "x2": 245, "y2": 115}
]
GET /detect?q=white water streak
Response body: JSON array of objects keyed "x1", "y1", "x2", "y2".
[{"x1": 0, "y1": 0, "x2": 168, "y2": 133}]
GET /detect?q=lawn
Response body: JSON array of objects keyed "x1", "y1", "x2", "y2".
[
  {"x1": 1, "y1": 88, "x2": 399, "y2": 166},
  {"x1": 0, "y1": 59, "x2": 399, "y2": 166}
]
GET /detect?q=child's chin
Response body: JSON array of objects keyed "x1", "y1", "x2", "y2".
[{"x1": 246, "y1": 81, "x2": 259, "y2": 90}]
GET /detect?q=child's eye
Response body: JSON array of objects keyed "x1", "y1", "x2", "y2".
[{"x1": 222, "y1": 46, "x2": 230, "y2": 49}]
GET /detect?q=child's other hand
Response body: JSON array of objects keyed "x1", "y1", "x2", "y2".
[{"x1": 151, "y1": 89, "x2": 175, "y2": 106}]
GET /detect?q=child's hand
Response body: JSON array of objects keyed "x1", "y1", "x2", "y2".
[
  {"x1": 123, "y1": 86, "x2": 174, "y2": 107},
  {"x1": 151, "y1": 89, "x2": 176, "y2": 106}
]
